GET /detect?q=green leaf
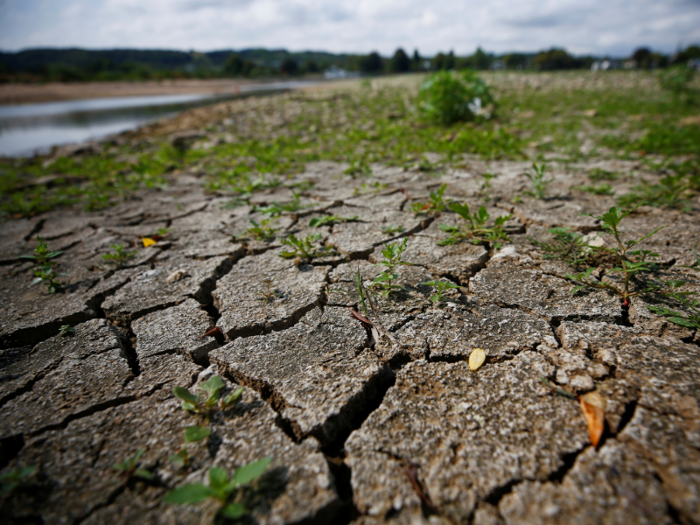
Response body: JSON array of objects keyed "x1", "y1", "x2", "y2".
[
  {"x1": 220, "y1": 502, "x2": 245, "y2": 519},
  {"x1": 200, "y1": 376, "x2": 225, "y2": 397},
  {"x1": 448, "y1": 202, "x2": 472, "y2": 221},
  {"x1": 667, "y1": 317, "x2": 700, "y2": 328},
  {"x1": 181, "y1": 401, "x2": 198, "y2": 411},
  {"x1": 209, "y1": 467, "x2": 229, "y2": 493},
  {"x1": 430, "y1": 294, "x2": 440, "y2": 302},
  {"x1": 134, "y1": 469, "x2": 153, "y2": 480},
  {"x1": 231, "y1": 457, "x2": 273, "y2": 487},
  {"x1": 173, "y1": 387, "x2": 200, "y2": 404},
  {"x1": 223, "y1": 387, "x2": 245, "y2": 407},
  {"x1": 184, "y1": 425, "x2": 211, "y2": 443},
  {"x1": 163, "y1": 484, "x2": 215, "y2": 505}
]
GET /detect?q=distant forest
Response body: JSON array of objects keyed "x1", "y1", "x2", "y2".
[{"x1": 0, "y1": 45, "x2": 698, "y2": 83}]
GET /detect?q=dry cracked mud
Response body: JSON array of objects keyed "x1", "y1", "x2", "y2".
[{"x1": 1, "y1": 154, "x2": 699, "y2": 525}]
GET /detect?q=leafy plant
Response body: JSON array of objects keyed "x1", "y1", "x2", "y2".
[
  {"x1": 279, "y1": 233, "x2": 335, "y2": 260},
  {"x1": 345, "y1": 159, "x2": 372, "y2": 177},
  {"x1": 238, "y1": 218, "x2": 279, "y2": 242},
  {"x1": 617, "y1": 173, "x2": 697, "y2": 212},
  {"x1": 19, "y1": 237, "x2": 64, "y2": 293},
  {"x1": 353, "y1": 181, "x2": 387, "y2": 195},
  {"x1": 371, "y1": 238, "x2": 410, "y2": 297},
  {"x1": 308, "y1": 215, "x2": 358, "y2": 228},
  {"x1": 529, "y1": 227, "x2": 593, "y2": 266},
  {"x1": 438, "y1": 202, "x2": 512, "y2": 249},
  {"x1": 647, "y1": 294, "x2": 700, "y2": 330},
  {"x1": 173, "y1": 376, "x2": 244, "y2": 419},
  {"x1": 164, "y1": 458, "x2": 272, "y2": 519},
  {"x1": 566, "y1": 206, "x2": 667, "y2": 304},
  {"x1": 421, "y1": 280, "x2": 462, "y2": 302},
  {"x1": 255, "y1": 192, "x2": 309, "y2": 217},
  {"x1": 258, "y1": 279, "x2": 281, "y2": 302},
  {"x1": 587, "y1": 168, "x2": 619, "y2": 181},
  {"x1": 577, "y1": 183, "x2": 614, "y2": 196},
  {"x1": 380, "y1": 224, "x2": 405, "y2": 235},
  {"x1": 659, "y1": 66, "x2": 697, "y2": 104},
  {"x1": 410, "y1": 184, "x2": 447, "y2": 216},
  {"x1": 59, "y1": 325, "x2": 75, "y2": 337},
  {"x1": 101, "y1": 244, "x2": 135, "y2": 268},
  {"x1": 418, "y1": 70, "x2": 495, "y2": 125},
  {"x1": 0, "y1": 466, "x2": 37, "y2": 498},
  {"x1": 113, "y1": 449, "x2": 153, "y2": 482},
  {"x1": 524, "y1": 163, "x2": 553, "y2": 200}
]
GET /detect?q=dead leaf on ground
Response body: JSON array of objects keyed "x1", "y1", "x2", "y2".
[
  {"x1": 580, "y1": 391, "x2": 606, "y2": 447},
  {"x1": 142, "y1": 237, "x2": 157, "y2": 247},
  {"x1": 200, "y1": 326, "x2": 222, "y2": 338}
]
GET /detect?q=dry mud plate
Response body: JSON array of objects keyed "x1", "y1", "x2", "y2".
[{"x1": 2, "y1": 102, "x2": 700, "y2": 523}]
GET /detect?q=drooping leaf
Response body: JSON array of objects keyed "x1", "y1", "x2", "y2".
[
  {"x1": 200, "y1": 376, "x2": 225, "y2": 402},
  {"x1": 220, "y1": 502, "x2": 246, "y2": 519},
  {"x1": 134, "y1": 469, "x2": 153, "y2": 480},
  {"x1": 173, "y1": 387, "x2": 199, "y2": 404},
  {"x1": 184, "y1": 425, "x2": 211, "y2": 443},
  {"x1": 223, "y1": 387, "x2": 245, "y2": 407},
  {"x1": 163, "y1": 483, "x2": 215, "y2": 505},
  {"x1": 231, "y1": 457, "x2": 273, "y2": 487},
  {"x1": 579, "y1": 391, "x2": 606, "y2": 447},
  {"x1": 208, "y1": 467, "x2": 229, "y2": 493},
  {"x1": 469, "y1": 348, "x2": 486, "y2": 371}
]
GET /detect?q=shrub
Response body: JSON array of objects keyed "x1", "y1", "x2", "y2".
[{"x1": 418, "y1": 70, "x2": 495, "y2": 125}]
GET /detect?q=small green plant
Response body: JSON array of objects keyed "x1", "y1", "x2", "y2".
[
  {"x1": 530, "y1": 227, "x2": 593, "y2": 266},
  {"x1": 577, "y1": 183, "x2": 615, "y2": 196},
  {"x1": 438, "y1": 203, "x2": 511, "y2": 249},
  {"x1": 353, "y1": 181, "x2": 387, "y2": 195},
  {"x1": 617, "y1": 173, "x2": 696, "y2": 212},
  {"x1": 173, "y1": 376, "x2": 244, "y2": 419},
  {"x1": 101, "y1": 244, "x2": 135, "y2": 268},
  {"x1": 59, "y1": 325, "x2": 75, "y2": 337},
  {"x1": 279, "y1": 233, "x2": 335, "y2": 260},
  {"x1": 410, "y1": 184, "x2": 447, "y2": 216},
  {"x1": 371, "y1": 238, "x2": 410, "y2": 298},
  {"x1": 113, "y1": 449, "x2": 153, "y2": 482},
  {"x1": 238, "y1": 218, "x2": 279, "y2": 242},
  {"x1": 169, "y1": 426, "x2": 211, "y2": 467},
  {"x1": 421, "y1": 280, "x2": 462, "y2": 302},
  {"x1": 647, "y1": 293, "x2": 700, "y2": 330},
  {"x1": 19, "y1": 236, "x2": 64, "y2": 293},
  {"x1": 587, "y1": 168, "x2": 619, "y2": 181},
  {"x1": 345, "y1": 159, "x2": 372, "y2": 177},
  {"x1": 258, "y1": 279, "x2": 281, "y2": 302},
  {"x1": 0, "y1": 466, "x2": 37, "y2": 498},
  {"x1": 255, "y1": 192, "x2": 309, "y2": 217},
  {"x1": 164, "y1": 458, "x2": 272, "y2": 519},
  {"x1": 417, "y1": 157, "x2": 440, "y2": 172},
  {"x1": 308, "y1": 215, "x2": 358, "y2": 228},
  {"x1": 418, "y1": 70, "x2": 495, "y2": 125},
  {"x1": 380, "y1": 224, "x2": 405, "y2": 235},
  {"x1": 659, "y1": 65, "x2": 697, "y2": 104},
  {"x1": 566, "y1": 206, "x2": 668, "y2": 305},
  {"x1": 524, "y1": 163, "x2": 553, "y2": 200}
]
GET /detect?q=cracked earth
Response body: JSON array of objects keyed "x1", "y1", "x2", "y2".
[{"x1": 2, "y1": 151, "x2": 700, "y2": 524}]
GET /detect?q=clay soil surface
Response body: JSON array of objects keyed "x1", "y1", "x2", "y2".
[{"x1": 1, "y1": 73, "x2": 700, "y2": 525}]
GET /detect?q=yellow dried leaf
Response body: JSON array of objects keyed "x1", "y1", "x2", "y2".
[
  {"x1": 579, "y1": 392, "x2": 606, "y2": 447},
  {"x1": 142, "y1": 237, "x2": 157, "y2": 247},
  {"x1": 469, "y1": 348, "x2": 486, "y2": 371}
]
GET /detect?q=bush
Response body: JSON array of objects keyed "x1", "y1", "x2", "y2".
[
  {"x1": 533, "y1": 48, "x2": 577, "y2": 70},
  {"x1": 418, "y1": 70, "x2": 495, "y2": 125}
]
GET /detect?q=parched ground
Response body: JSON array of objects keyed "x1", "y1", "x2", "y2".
[{"x1": 1, "y1": 73, "x2": 700, "y2": 524}]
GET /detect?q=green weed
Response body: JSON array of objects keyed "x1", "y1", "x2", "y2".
[
  {"x1": 587, "y1": 168, "x2": 619, "y2": 181},
  {"x1": 164, "y1": 457, "x2": 272, "y2": 519},
  {"x1": 19, "y1": 237, "x2": 64, "y2": 293},
  {"x1": 353, "y1": 181, "x2": 387, "y2": 195},
  {"x1": 238, "y1": 218, "x2": 279, "y2": 242},
  {"x1": 410, "y1": 184, "x2": 447, "y2": 216},
  {"x1": 279, "y1": 233, "x2": 335, "y2": 260},
  {"x1": 59, "y1": 325, "x2": 75, "y2": 337},
  {"x1": 524, "y1": 163, "x2": 553, "y2": 199},
  {"x1": 421, "y1": 280, "x2": 462, "y2": 303},
  {"x1": 308, "y1": 215, "x2": 358, "y2": 228},
  {"x1": 113, "y1": 449, "x2": 153, "y2": 482},
  {"x1": 530, "y1": 227, "x2": 592, "y2": 266},
  {"x1": 577, "y1": 183, "x2": 615, "y2": 196},
  {"x1": 380, "y1": 224, "x2": 405, "y2": 235},
  {"x1": 173, "y1": 376, "x2": 244, "y2": 419},
  {"x1": 647, "y1": 292, "x2": 700, "y2": 330},
  {"x1": 255, "y1": 192, "x2": 309, "y2": 217},
  {"x1": 438, "y1": 203, "x2": 512, "y2": 249},
  {"x1": 101, "y1": 244, "x2": 135, "y2": 268},
  {"x1": 258, "y1": 279, "x2": 281, "y2": 302},
  {"x1": 418, "y1": 70, "x2": 495, "y2": 125},
  {"x1": 345, "y1": 159, "x2": 372, "y2": 177},
  {"x1": 617, "y1": 173, "x2": 697, "y2": 211},
  {"x1": 371, "y1": 238, "x2": 410, "y2": 297},
  {"x1": 659, "y1": 66, "x2": 697, "y2": 104},
  {"x1": 0, "y1": 466, "x2": 37, "y2": 498}
]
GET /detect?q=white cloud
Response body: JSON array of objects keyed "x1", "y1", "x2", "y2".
[{"x1": 0, "y1": 0, "x2": 698, "y2": 56}]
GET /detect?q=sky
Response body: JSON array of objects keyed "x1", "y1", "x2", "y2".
[{"x1": 1, "y1": 0, "x2": 699, "y2": 57}]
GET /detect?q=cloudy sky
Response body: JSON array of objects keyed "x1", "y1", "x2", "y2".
[{"x1": 1, "y1": 0, "x2": 699, "y2": 57}]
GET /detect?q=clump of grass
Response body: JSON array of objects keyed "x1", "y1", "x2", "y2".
[
  {"x1": 0, "y1": 466, "x2": 37, "y2": 498},
  {"x1": 421, "y1": 279, "x2": 462, "y2": 303},
  {"x1": 617, "y1": 169, "x2": 698, "y2": 212},
  {"x1": 410, "y1": 184, "x2": 447, "y2": 216},
  {"x1": 164, "y1": 458, "x2": 272, "y2": 519},
  {"x1": 530, "y1": 227, "x2": 593, "y2": 266},
  {"x1": 587, "y1": 168, "x2": 619, "y2": 181},
  {"x1": 438, "y1": 203, "x2": 512, "y2": 249},
  {"x1": 524, "y1": 163, "x2": 553, "y2": 199},
  {"x1": 577, "y1": 183, "x2": 615, "y2": 196},
  {"x1": 647, "y1": 292, "x2": 700, "y2": 330},
  {"x1": 380, "y1": 224, "x2": 405, "y2": 235},
  {"x1": 308, "y1": 215, "x2": 358, "y2": 228},
  {"x1": 19, "y1": 237, "x2": 64, "y2": 293},
  {"x1": 238, "y1": 218, "x2": 279, "y2": 242},
  {"x1": 59, "y1": 325, "x2": 75, "y2": 337},
  {"x1": 173, "y1": 376, "x2": 244, "y2": 419},
  {"x1": 418, "y1": 70, "x2": 495, "y2": 125}
]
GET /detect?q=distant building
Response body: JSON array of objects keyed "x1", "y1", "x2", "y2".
[
  {"x1": 590, "y1": 59, "x2": 622, "y2": 71},
  {"x1": 324, "y1": 65, "x2": 360, "y2": 79}
]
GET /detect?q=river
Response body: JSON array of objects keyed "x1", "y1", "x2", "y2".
[{"x1": 0, "y1": 80, "x2": 319, "y2": 157}]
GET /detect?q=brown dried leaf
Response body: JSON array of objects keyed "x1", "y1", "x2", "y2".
[{"x1": 579, "y1": 392, "x2": 605, "y2": 447}]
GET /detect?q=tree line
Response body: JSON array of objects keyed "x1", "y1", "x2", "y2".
[{"x1": 1, "y1": 45, "x2": 698, "y2": 83}]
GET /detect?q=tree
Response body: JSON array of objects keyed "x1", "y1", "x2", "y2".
[
  {"x1": 632, "y1": 47, "x2": 652, "y2": 68},
  {"x1": 504, "y1": 53, "x2": 527, "y2": 70},
  {"x1": 412, "y1": 49, "x2": 423, "y2": 70},
  {"x1": 533, "y1": 48, "x2": 577, "y2": 70},
  {"x1": 304, "y1": 60, "x2": 319, "y2": 74},
  {"x1": 359, "y1": 52, "x2": 384, "y2": 74},
  {"x1": 280, "y1": 57, "x2": 299, "y2": 76},
  {"x1": 473, "y1": 47, "x2": 492, "y2": 70},
  {"x1": 389, "y1": 48, "x2": 410, "y2": 73},
  {"x1": 224, "y1": 54, "x2": 244, "y2": 76}
]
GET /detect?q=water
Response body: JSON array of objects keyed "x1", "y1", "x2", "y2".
[{"x1": 0, "y1": 80, "x2": 319, "y2": 158}]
